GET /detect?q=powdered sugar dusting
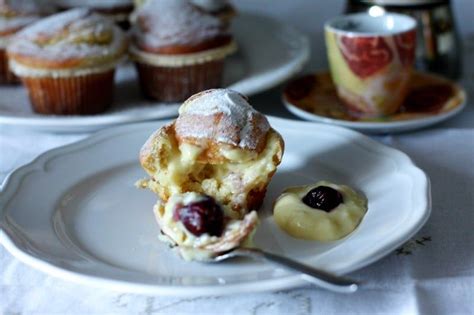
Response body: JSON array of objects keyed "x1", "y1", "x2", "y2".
[
  {"x1": 131, "y1": 0, "x2": 226, "y2": 49},
  {"x1": 7, "y1": 8, "x2": 126, "y2": 64},
  {"x1": 176, "y1": 89, "x2": 270, "y2": 149}
]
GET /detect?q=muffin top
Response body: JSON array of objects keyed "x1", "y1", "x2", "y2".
[
  {"x1": 0, "y1": 0, "x2": 55, "y2": 36},
  {"x1": 175, "y1": 89, "x2": 270, "y2": 151},
  {"x1": 131, "y1": 0, "x2": 232, "y2": 54},
  {"x1": 7, "y1": 8, "x2": 128, "y2": 70}
]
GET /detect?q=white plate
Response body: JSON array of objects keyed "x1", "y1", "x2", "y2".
[
  {"x1": 0, "y1": 13, "x2": 309, "y2": 133},
  {"x1": 284, "y1": 98, "x2": 466, "y2": 134},
  {"x1": 0, "y1": 117, "x2": 431, "y2": 296}
]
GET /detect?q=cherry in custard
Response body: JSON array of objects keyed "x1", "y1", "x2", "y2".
[
  {"x1": 175, "y1": 196, "x2": 224, "y2": 237},
  {"x1": 302, "y1": 186, "x2": 343, "y2": 212}
]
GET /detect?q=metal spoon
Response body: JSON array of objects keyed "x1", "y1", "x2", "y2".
[{"x1": 209, "y1": 247, "x2": 359, "y2": 293}]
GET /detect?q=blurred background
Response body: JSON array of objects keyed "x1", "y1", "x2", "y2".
[{"x1": 236, "y1": 0, "x2": 473, "y2": 72}]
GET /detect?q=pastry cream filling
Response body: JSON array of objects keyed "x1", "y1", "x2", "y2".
[
  {"x1": 154, "y1": 192, "x2": 258, "y2": 261},
  {"x1": 219, "y1": 145, "x2": 258, "y2": 162},
  {"x1": 273, "y1": 181, "x2": 368, "y2": 241},
  {"x1": 129, "y1": 40, "x2": 237, "y2": 67},
  {"x1": 145, "y1": 131, "x2": 281, "y2": 219}
]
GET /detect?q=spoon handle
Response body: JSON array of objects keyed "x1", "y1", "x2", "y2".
[{"x1": 234, "y1": 248, "x2": 359, "y2": 293}]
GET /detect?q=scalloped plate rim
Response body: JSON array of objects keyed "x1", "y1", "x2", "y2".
[{"x1": 0, "y1": 117, "x2": 431, "y2": 296}]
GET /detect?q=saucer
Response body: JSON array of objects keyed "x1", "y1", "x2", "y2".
[{"x1": 283, "y1": 71, "x2": 466, "y2": 134}]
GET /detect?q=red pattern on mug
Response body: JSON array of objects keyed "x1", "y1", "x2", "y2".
[
  {"x1": 338, "y1": 36, "x2": 393, "y2": 78},
  {"x1": 394, "y1": 30, "x2": 416, "y2": 66}
]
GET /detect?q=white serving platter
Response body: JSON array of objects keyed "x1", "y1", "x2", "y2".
[{"x1": 0, "y1": 13, "x2": 309, "y2": 133}]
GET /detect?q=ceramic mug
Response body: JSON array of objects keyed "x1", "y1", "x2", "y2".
[{"x1": 325, "y1": 13, "x2": 417, "y2": 118}]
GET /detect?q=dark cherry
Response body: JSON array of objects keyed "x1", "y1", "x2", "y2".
[
  {"x1": 302, "y1": 186, "x2": 343, "y2": 212},
  {"x1": 175, "y1": 196, "x2": 224, "y2": 237}
]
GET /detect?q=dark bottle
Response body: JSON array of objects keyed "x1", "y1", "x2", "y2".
[{"x1": 345, "y1": 0, "x2": 462, "y2": 79}]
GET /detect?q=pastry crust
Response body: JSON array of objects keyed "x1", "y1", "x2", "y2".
[{"x1": 175, "y1": 89, "x2": 271, "y2": 158}]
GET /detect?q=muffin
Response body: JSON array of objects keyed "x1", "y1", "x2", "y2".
[
  {"x1": 129, "y1": 0, "x2": 236, "y2": 102},
  {"x1": 0, "y1": 0, "x2": 55, "y2": 84},
  {"x1": 7, "y1": 8, "x2": 128, "y2": 115},
  {"x1": 138, "y1": 89, "x2": 283, "y2": 260},
  {"x1": 139, "y1": 89, "x2": 284, "y2": 219},
  {"x1": 56, "y1": 0, "x2": 134, "y2": 29}
]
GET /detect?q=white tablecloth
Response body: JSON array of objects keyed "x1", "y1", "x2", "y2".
[{"x1": 1, "y1": 1, "x2": 474, "y2": 314}]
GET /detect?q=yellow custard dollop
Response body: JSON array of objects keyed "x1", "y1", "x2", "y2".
[{"x1": 273, "y1": 181, "x2": 368, "y2": 241}]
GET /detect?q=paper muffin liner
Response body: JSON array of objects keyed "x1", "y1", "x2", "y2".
[
  {"x1": 131, "y1": 41, "x2": 236, "y2": 102},
  {"x1": 0, "y1": 48, "x2": 20, "y2": 84},
  {"x1": 135, "y1": 59, "x2": 225, "y2": 102},
  {"x1": 20, "y1": 70, "x2": 115, "y2": 115},
  {"x1": 130, "y1": 41, "x2": 236, "y2": 67}
]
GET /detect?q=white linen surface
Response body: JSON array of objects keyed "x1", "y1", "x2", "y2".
[{"x1": 1, "y1": 126, "x2": 473, "y2": 315}]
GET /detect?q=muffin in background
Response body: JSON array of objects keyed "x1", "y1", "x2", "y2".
[
  {"x1": 7, "y1": 8, "x2": 128, "y2": 115},
  {"x1": 0, "y1": 0, "x2": 55, "y2": 84},
  {"x1": 56, "y1": 0, "x2": 134, "y2": 29},
  {"x1": 133, "y1": 0, "x2": 236, "y2": 26},
  {"x1": 130, "y1": 0, "x2": 236, "y2": 102}
]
